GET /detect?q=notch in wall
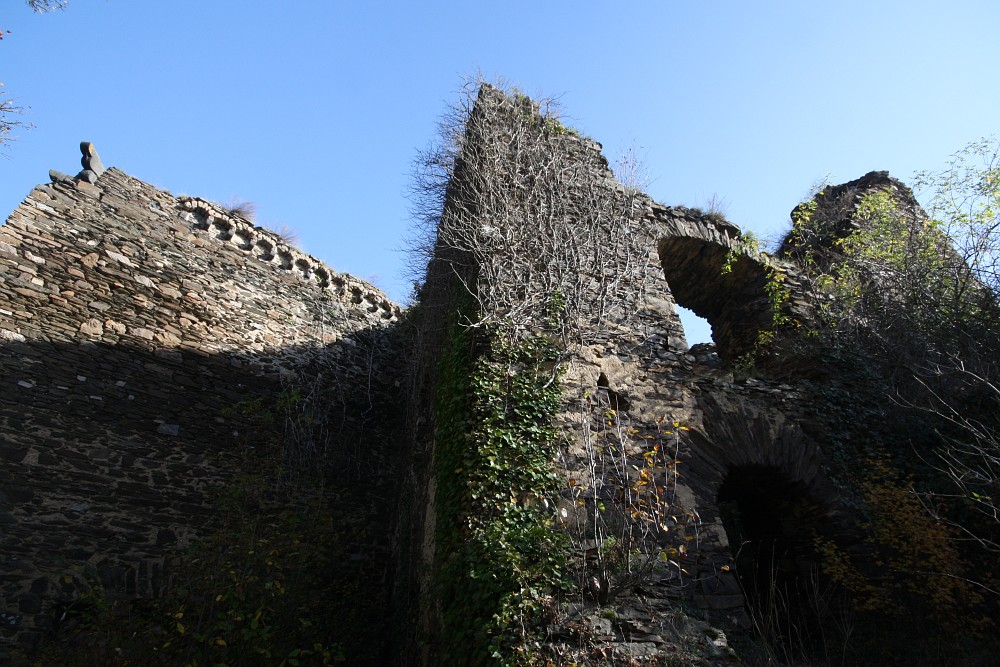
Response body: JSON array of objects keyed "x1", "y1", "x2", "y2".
[{"x1": 596, "y1": 372, "x2": 631, "y2": 412}]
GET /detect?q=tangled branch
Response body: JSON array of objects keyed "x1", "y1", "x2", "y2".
[{"x1": 409, "y1": 79, "x2": 663, "y2": 347}]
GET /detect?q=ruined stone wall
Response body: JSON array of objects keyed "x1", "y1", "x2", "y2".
[
  {"x1": 0, "y1": 166, "x2": 400, "y2": 649},
  {"x1": 403, "y1": 86, "x2": 855, "y2": 665},
  {"x1": 0, "y1": 93, "x2": 910, "y2": 664}
]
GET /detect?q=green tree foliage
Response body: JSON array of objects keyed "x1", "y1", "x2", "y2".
[
  {"x1": 912, "y1": 137, "x2": 1000, "y2": 322},
  {"x1": 778, "y1": 141, "x2": 1000, "y2": 663},
  {"x1": 787, "y1": 140, "x2": 999, "y2": 370},
  {"x1": 891, "y1": 141, "x2": 999, "y2": 543},
  {"x1": 789, "y1": 138, "x2": 1000, "y2": 547}
]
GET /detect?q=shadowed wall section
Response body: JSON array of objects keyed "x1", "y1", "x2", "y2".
[{"x1": 0, "y1": 165, "x2": 402, "y2": 654}]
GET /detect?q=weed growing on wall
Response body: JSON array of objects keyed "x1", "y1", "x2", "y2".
[
  {"x1": 717, "y1": 229, "x2": 799, "y2": 368},
  {"x1": 564, "y1": 409, "x2": 702, "y2": 606}
]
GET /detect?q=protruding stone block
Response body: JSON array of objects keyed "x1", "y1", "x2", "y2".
[{"x1": 48, "y1": 169, "x2": 73, "y2": 184}]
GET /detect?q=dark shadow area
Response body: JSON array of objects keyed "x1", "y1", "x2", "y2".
[
  {"x1": 717, "y1": 465, "x2": 849, "y2": 661},
  {"x1": 0, "y1": 321, "x2": 407, "y2": 666}
]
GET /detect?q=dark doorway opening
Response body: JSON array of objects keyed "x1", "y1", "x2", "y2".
[{"x1": 718, "y1": 465, "x2": 848, "y2": 659}]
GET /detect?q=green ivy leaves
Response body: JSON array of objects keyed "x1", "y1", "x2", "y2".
[{"x1": 433, "y1": 322, "x2": 568, "y2": 666}]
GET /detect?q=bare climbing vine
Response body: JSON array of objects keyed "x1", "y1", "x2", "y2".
[
  {"x1": 564, "y1": 405, "x2": 702, "y2": 605},
  {"x1": 407, "y1": 79, "x2": 717, "y2": 665},
  {"x1": 409, "y1": 78, "x2": 660, "y2": 347}
]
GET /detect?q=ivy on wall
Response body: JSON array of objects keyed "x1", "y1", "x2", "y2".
[{"x1": 432, "y1": 317, "x2": 569, "y2": 666}]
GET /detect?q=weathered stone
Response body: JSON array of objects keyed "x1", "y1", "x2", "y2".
[
  {"x1": 17, "y1": 593, "x2": 41, "y2": 614},
  {"x1": 0, "y1": 444, "x2": 28, "y2": 462},
  {"x1": 105, "y1": 250, "x2": 133, "y2": 267},
  {"x1": 49, "y1": 169, "x2": 73, "y2": 184},
  {"x1": 153, "y1": 347, "x2": 182, "y2": 364},
  {"x1": 155, "y1": 528, "x2": 177, "y2": 546},
  {"x1": 79, "y1": 141, "x2": 106, "y2": 177},
  {"x1": 0, "y1": 162, "x2": 401, "y2": 651},
  {"x1": 78, "y1": 318, "x2": 104, "y2": 336}
]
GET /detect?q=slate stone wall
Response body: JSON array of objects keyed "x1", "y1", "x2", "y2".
[
  {"x1": 0, "y1": 167, "x2": 400, "y2": 649},
  {"x1": 403, "y1": 86, "x2": 855, "y2": 665},
  {"x1": 0, "y1": 93, "x2": 878, "y2": 663}
]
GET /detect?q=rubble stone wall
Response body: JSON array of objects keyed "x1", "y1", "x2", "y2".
[
  {"x1": 0, "y1": 167, "x2": 399, "y2": 648},
  {"x1": 403, "y1": 86, "x2": 852, "y2": 665},
  {"x1": 0, "y1": 88, "x2": 878, "y2": 664}
]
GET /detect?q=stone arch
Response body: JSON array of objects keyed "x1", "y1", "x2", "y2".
[
  {"x1": 717, "y1": 465, "x2": 839, "y2": 647},
  {"x1": 657, "y1": 224, "x2": 775, "y2": 362},
  {"x1": 683, "y1": 395, "x2": 853, "y2": 643},
  {"x1": 192, "y1": 210, "x2": 210, "y2": 230},
  {"x1": 255, "y1": 239, "x2": 275, "y2": 262},
  {"x1": 294, "y1": 258, "x2": 311, "y2": 280},
  {"x1": 233, "y1": 230, "x2": 254, "y2": 251},
  {"x1": 211, "y1": 219, "x2": 233, "y2": 241}
]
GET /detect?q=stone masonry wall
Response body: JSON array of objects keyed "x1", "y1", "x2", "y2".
[
  {"x1": 0, "y1": 95, "x2": 877, "y2": 663},
  {"x1": 405, "y1": 86, "x2": 854, "y2": 665},
  {"x1": 0, "y1": 165, "x2": 400, "y2": 649}
]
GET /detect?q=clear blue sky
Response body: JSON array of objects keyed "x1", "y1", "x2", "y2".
[{"x1": 2, "y1": 1, "x2": 997, "y2": 344}]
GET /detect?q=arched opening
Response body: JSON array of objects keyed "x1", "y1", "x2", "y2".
[
  {"x1": 658, "y1": 235, "x2": 776, "y2": 362},
  {"x1": 717, "y1": 465, "x2": 846, "y2": 656}
]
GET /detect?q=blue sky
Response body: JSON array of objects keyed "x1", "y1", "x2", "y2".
[{"x1": 2, "y1": 1, "x2": 998, "y2": 344}]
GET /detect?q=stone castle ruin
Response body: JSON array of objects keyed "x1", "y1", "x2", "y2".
[{"x1": 1, "y1": 86, "x2": 996, "y2": 665}]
